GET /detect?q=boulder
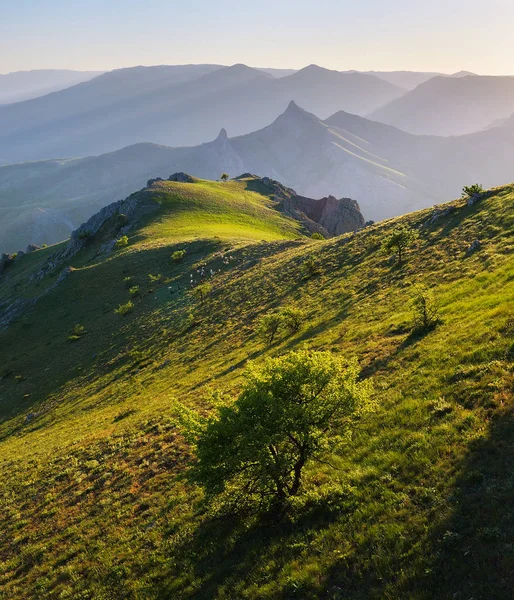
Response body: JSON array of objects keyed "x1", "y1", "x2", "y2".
[
  {"x1": 147, "y1": 177, "x2": 163, "y2": 187},
  {"x1": 26, "y1": 244, "x2": 41, "y2": 253}
]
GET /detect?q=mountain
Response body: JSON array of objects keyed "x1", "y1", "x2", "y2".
[
  {"x1": 0, "y1": 69, "x2": 104, "y2": 104},
  {"x1": 4, "y1": 100, "x2": 514, "y2": 253},
  {"x1": 0, "y1": 64, "x2": 405, "y2": 165},
  {"x1": 370, "y1": 75, "x2": 514, "y2": 135},
  {"x1": 359, "y1": 70, "x2": 443, "y2": 90},
  {"x1": 1, "y1": 177, "x2": 513, "y2": 599}
]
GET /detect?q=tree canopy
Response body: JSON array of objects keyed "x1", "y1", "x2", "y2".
[{"x1": 181, "y1": 350, "x2": 373, "y2": 504}]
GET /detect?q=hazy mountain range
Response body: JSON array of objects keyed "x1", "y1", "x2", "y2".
[
  {"x1": 0, "y1": 64, "x2": 405, "y2": 164},
  {"x1": 3, "y1": 100, "x2": 514, "y2": 253},
  {"x1": 0, "y1": 69, "x2": 104, "y2": 104}
]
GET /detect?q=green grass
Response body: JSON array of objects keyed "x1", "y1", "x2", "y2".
[{"x1": 0, "y1": 180, "x2": 513, "y2": 599}]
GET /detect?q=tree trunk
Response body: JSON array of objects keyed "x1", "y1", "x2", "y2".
[{"x1": 289, "y1": 448, "x2": 307, "y2": 496}]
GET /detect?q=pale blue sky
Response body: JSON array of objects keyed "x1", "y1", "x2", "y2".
[{"x1": 1, "y1": 0, "x2": 513, "y2": 74}]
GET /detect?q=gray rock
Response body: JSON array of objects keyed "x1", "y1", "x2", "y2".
[
  {"x1": 147, "y1": 177, "x2": 163, "y2": 187},
  {"x1": 467, "y1": 194, "x2": 482, "y2": 207},
  {"x1": 26, "y1": 244, "x2": 40, "y2": 253},
  {"x1": 424, "y1": 205, "x2": 456, "y2": 227},
  {"x1": 466, "y1": 239, "x2": 481, "y2": 255}
]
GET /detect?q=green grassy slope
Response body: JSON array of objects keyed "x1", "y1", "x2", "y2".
[{"x1": 0, "y1": 180, "x2": 513, "y2": 599}]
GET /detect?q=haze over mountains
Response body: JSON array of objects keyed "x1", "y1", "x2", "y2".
[
  {"x1": 372, "y1": 74, "x2": 514, "y2": 135},
  {"x1": 0, "y1": 69, "x2": 104, "y2": 104},
  {"x1": 4, "y1": 99, "x2": 514, "y2": 253},
  {"x1": 0, "y1": 64, "x2": 405, "y2": 164}
]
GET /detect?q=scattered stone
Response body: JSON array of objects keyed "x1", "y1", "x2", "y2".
[
  {"x1": 168, "y1": 172, "x2": 194, "y2": 183},
  {"x1": 466, "y1": 239, "x2": 481, "y2": 255},
  {"x1": 424, "y1": 205, "x2": 456, "y2": 227},
  {"x1": 25, "y1": 413, "x2": 36, "y2": 423}
]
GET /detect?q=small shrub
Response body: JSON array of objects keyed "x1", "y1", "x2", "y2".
[
  {"x1": 301, "y1": 257, "x2": 321, "y2": 279},
  {"x1": 171, "y1": 249, "x2": 186, "y2": 263},
  {"x1": 462, "y1": 183, "x2": 484, "y2": 198},
  {"x1": 114, "y1": 301, "x2": 134, "y2": 316},
  {"x1": 311, "y1": 232, "x2": 325, "y2": 240},
  {"x1": 191, "y1": 283, "x2": 212, "y2": 303},
  {"x1": 411, "y1": 286, "x2": 440, "y2": 332},
  {"x1": 123, "y1": 276, "x2": 133, "y2": 288},
  {"x1": 115, "y1": 236, "x2": 129, "y2": 249},
  {"x1": 68, "y1": 324, "x2": 86, "y2": 342},
  {"x1": 128, "y1": 285, "x2": 140, "y2": 297},
  {"x1": 220, "y1": 173, "x2": 229, "y2": 182},
  {"x1": 148, "y1": 273, "x2": 162, "y2": 283}
]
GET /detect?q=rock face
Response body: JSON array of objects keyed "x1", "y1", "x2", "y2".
[
  {"x1": 26, "y1": 244, "x2": 40, "y2": 253},
  {"x1": 34, "y1": 188, "x2": 159, "y2": 280},
  {"x1": 242, "y1": 175, "x2": 365, "y2": 237},
  {"x1": 0, "y1": 253, "x2": 14, "y2": 276}
]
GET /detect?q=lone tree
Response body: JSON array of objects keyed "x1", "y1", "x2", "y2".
[
  {"x1": 257, "y1": 312, "x2": 284, "y2": 346},
  {"x1": 183, "y1": 350, "x2": 373, "y2": 503},
  {"x1": 382, "y1": 225, "x2": 419, "y2": 266},
  {"x1": 220, "y1": 173, "x2": 229, "y2": 182}
]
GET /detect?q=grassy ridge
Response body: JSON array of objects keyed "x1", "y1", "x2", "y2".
[{"x1": 0, "y1": 181, "x2": 513, "y2": 599}]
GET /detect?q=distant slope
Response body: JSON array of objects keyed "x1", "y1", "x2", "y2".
[
  {"x1": 1, "y1": 181, "x2": 513, "y2": 599},
  {"x1": 0, "y1": 69, "x2": 104, "y2": 104},
  {"x1": 370, "y1": 75, "x2": 514, "y2": 135},
  {"x1": 0, "y1": 64, "x2": 404, "y2": 165}
]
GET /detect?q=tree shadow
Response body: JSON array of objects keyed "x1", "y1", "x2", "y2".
[{"x1": 158, "y1": 493, "x2": 348, "y2": 600}]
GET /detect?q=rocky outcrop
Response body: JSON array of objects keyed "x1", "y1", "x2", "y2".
[
  {"x1": 0, "y1": 299, "x2": 31, "y2": 332},
  {"x1": 26, "y1": 244, "x2": 40, "y2": 253},
  {"x1": 237, "y1": 174, "x2": 365, "y2": 237},
  {"x1": 168, "y1": 172, "x2": 195, "y2": 183},
  {"x1": 33, "y1": 189, "x2": 159, "y2": 280}
]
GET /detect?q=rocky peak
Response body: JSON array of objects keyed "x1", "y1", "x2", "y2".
[{"x1": 216, "y1": 128, "x2": 228, "y2": 142}]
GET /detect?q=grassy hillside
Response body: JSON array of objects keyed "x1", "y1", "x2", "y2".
[{"x1": 0, "y1": 180, "x2": 513, "y2": 599}]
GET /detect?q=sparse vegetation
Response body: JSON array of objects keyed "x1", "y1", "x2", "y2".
[
  {"x1": 128, "y1": 285, "x2": 140, "y2": 297},
  {"x1": 148, "y1": 273, "x2": 162, "y2": 283},
  {"x1": 68, "y1": 324, "x2": 86, "y2": 342},
  {"x1": 311, "y1": 232, "x2": 325, "y2": 240},
  {"x1": 114, "y1": 300, "x2": 134, "y2": 315}
]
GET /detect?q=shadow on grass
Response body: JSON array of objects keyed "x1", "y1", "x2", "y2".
[
  {"x1": 158, "y1": 493, "x2": 350, "y2": 600},
  {"x1": 415, "y1": 405, "x2": 514, "y2": 600}
]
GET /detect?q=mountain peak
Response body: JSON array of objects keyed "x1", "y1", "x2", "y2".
[{"x1": 216, "y1": 127, "x2": 228, "y2": 141}]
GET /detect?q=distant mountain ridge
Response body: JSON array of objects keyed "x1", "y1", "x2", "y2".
[{"x1": 0, "y1": 64, "x2": 404, "y2": 165}]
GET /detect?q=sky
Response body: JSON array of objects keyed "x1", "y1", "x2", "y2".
[{"x1": 1, "y1": 0, "x2": 514, "y2": 75}]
